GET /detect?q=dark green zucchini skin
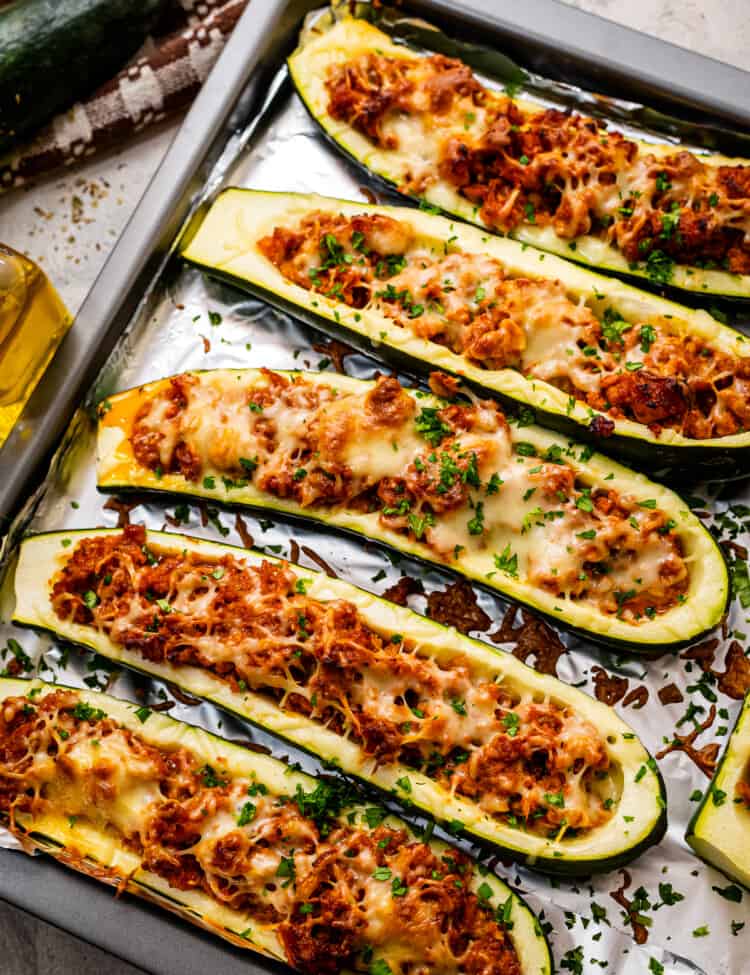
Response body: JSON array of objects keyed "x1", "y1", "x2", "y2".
[
  {"x1": 0, "y1": 0, "x2": 165, "y2": 153},
  {"x1": 189, "y1": 259, "x2": 750, "y2": 484},
  {"x1": 97, "y1": 480, "x2": 730, "y2": 655}
]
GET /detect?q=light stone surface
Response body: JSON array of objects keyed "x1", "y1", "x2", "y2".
[{"x1": 0, "y1": 1, "x2": 746, "y2": 972}]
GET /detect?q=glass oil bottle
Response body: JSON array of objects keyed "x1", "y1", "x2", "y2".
[{"x1": 0, "y1": 244, "x2": 71, "y2": 448}]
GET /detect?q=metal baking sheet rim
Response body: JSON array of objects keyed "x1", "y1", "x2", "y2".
[{"x1": 2, "y1": 3, "x2": 750, "y2": 975}]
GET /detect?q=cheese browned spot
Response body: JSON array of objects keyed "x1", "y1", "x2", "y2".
[
  {"x1": 258, "y1": 210, "x2": 750, "y2": 439},
  {"x1": 50, "y1": 526, "x2": 619, "y2": 837},
  {"x1": 325, "y1": 52, "x2": 750, "y2": 275},
  {"x1": 128, "y1": 370, "x2": 688, "y2": 620},
  {"x1": 0, "y1": 690, "x2": 521, "y2": 975}
]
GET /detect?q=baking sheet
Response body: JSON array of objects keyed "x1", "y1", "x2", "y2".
[{"x1": 1, "y1": 5, "x2": 749, "y2": 974}]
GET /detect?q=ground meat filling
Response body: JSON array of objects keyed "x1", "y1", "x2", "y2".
[
  {"x1": 0, "y1": 691, "x2": 521, "y2": 975},
  {"x1": 258, "y1": 211, "x2": 750, "y2": 439},
  {"x1": 325, "y1": 51, "x2": 750, "y2": 275},
  {"x1": 126, "y1": 370, "x2": 689, "y2": 619},
  {"x1": 51, "y1": 526, "x2": 616, "y2": 837}
]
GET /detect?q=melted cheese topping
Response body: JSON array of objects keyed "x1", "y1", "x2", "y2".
[
  {"x1": 50, "y1": 526, "x2": 619, "y2": 837},
  {"x1": 0, "y1": 690, "x2": 522, "y2": 975},
  {"x1": 258, "y1": 210, "x2": 750, "y2": 439},
  {"x1": 125, "y1": 370, "x2": 689, "y2": 620},
  {"x1": 322, "y1": 28, "x2": 750, "y2": 278}
]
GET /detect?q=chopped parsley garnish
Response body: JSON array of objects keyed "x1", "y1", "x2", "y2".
[
  {"x1": 71, "y1": 702, "x2": 106, "y2": 722},
  {"x1": 494, "y1": 545, "x2": 519, "y2": 578},
  {"x1": 364, "y1": 806, "x2": 387, "y2": 829},
  {"x1": 486, "y1": 473, "x2": 503, "y2": 495},
  {"x1": 200, "y1": 764, "x2": 228, "y2": 788},
  {"x1": 276, "y1": 855, "x2": 296, "y2": 887},
  {"x1": 237, "y1": 801, "x2": 257, "y2": 826},
  {"x1": 639, "y1": 324, "x2": 656, "y2": 353},
  {"x1": 467, "y1": 501, "x2": 485, "y2": 536},
  {"x1": 521, "y1": 506, "x2": 544, "y2": 534},
  {"x1": 502, "y1": 712, "x2": 520, "y2": 737},
  {"x1": 601, "y1": 308, "x2": 632, "y2": 346},
  {"x1": 544, "y1": 790, "x2": 565, "y2": 808},
  {"x1": 3, "y1": 638, "x2": 33, "y2": 674},
  {"x1": 713, "y1": 883, "x2": 742, "y2": 903},
  {"x1": 645, "y1": 249, "x2": 675, "y2": 285},
  {"x1": 414, "y1": 408, "x2": 451, "y2": 446},
  {"x1": 408, "y1": 511, "x2": 435, "y2": 540},
  {"x1": 369, "y1": 960, "x2": 394, "y2": 975},
  {"x1": 575, "y1": 488, "x2": 594, "y2": 513},
  {"x1": 471, "y1": 882, "x2": 491, "y2": 904},
  {"x1": 292, "y1": 779, "x2": 358, "y2": 835},
  {"x1": 711, "y1": 787, "x2": 727, "y2": 806}
]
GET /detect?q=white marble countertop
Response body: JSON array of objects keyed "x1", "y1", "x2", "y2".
[{"x1": 0, "y1": 1, "x2": 747, "y2": 972}]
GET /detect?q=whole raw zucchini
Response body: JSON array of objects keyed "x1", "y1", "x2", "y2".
[{"x1": 0, "y1": 0, "x2": 165, "y2": 154}]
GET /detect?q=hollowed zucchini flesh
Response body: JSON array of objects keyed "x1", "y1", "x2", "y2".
[
  {"x1": 94, "y1": 368, "x2": 728, "y2": 652},
  {"x1": 183, "y1": 188, "x2": 750, "y2": 480},
  {"x1": 0, "y1": 677, "x2": 552, "y2": 972},
  {"x1": 13, "y1": 530, "x2": 667, "y2": 875},
  {"x1": 288, "y1": 17, "x2": 750, "y2": 300}
]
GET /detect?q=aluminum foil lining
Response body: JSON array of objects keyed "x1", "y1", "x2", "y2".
[{"x1": 0, "y1": 6, "x2": 748, "y2": 973}]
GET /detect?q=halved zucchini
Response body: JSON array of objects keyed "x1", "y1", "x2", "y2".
[
  {"x1": 686, "y1": 693, "x2": 750, "y2": 888},
  {"x1": 94, "y1": 368, "x2": 728, "y2": 652},
  {"x1": 0, "y1": 677, "x2": 551, "y2": 972},
  {"x1": 182, "y1": 188, "x2": 750, "y2": 479},
  {"x1": 288, "y1": 17, "x2": 750, "y2": 299},
  {"x1": 13, "y1": 529, "x2": 667, "y2": 874}
]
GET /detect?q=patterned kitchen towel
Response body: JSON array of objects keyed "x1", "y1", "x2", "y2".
[{"x1": 0, "y1": 0, "x2": 249, "y2": 194}]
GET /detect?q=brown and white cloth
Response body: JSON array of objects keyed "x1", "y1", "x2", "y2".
[{"x1": 0, "y1": 0, "x2": 249, "y2": 194}]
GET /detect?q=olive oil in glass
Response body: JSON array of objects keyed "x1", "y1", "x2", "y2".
[{"x1": 0, "y1": 244, "x2": 71, "y2": 448}]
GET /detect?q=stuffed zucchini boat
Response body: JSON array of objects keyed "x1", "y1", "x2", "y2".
[
  {"x1": 289, "y1": 17, "x2": 750, "y2": 299},
  {"x1": 94, "y1": 368, "x2": 728, "y2": 651},
  {"x1": 0, "y1": 678, "x2": 552, "y2": 974},
  {"x1": 183, "y1": 188, "x2": 750, "y2": 479},
  {"x1": 13, "y1": 527, "x2": 667, "y2": 875},
  {"x1": 686, "y1": 693, "x2": 750, "y2": 888}
]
